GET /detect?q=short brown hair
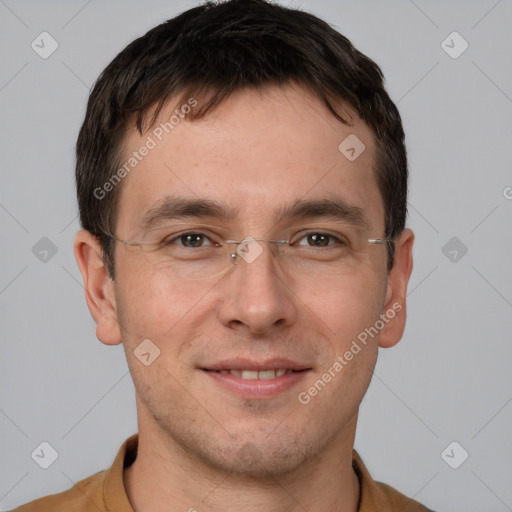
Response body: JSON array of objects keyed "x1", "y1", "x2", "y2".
[{"x1": 76, "y1": 0, "x2": 407, "y2": 278}]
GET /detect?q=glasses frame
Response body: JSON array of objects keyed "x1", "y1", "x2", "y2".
[
  {"x1": 222, "y1": 236, "x2": 392, "y2": 263},
  {"x1": 106, "y1": 230, "x2": 392, "y2": 265}
]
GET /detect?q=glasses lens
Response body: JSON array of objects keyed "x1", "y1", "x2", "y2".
[
  {"x1": 226, "y1": 230, "x2": 381, "y2": 279},
  {"x1": 138, "y1": 224, "x2": 231, "y2": 280},
  {"x1": 124, "y1": 224, "x2": 385, "y2": 280}
]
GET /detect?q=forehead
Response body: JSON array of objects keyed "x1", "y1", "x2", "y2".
[{"x1": 115, "y1": 84, "x2": 384, "y2": 233}]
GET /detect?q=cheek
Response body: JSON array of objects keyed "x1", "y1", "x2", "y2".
[
  {"x1": 303, "y1": 268, "x2": 385, "y2": 340},
  {"x1": 115, "y1": 259, "x2": 214, "y2": 347},
  {"x1": 309, "y1": 274, "x2": 382, "y2": 406},
  {"x1": 114, "y1": 272, "x2": 199, "y2": 391},
  {"x1": 114, "y1": 259, "x2": 170, "y2": 341}
]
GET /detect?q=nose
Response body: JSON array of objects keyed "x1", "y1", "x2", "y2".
[{"x1": 216, "y1": 240, "x2": 298, "y2": 335}]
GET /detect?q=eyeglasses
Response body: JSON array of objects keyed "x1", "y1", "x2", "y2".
[{"x1": 107, "y1": 223, "x2": 391, "y2": 281}]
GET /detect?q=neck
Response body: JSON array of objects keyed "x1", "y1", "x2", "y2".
[{"x1": 124, "y1": 412, "x2": 360, "y2": 512}]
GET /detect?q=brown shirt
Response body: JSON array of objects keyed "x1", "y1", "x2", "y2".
[{"x1": 11, "y1": 434, "x2": 434, "y2": 512}]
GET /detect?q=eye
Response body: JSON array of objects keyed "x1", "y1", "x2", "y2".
[
  {"x1": 294, "y1": 232, "x2": 346, "y2": 248},
  {"x1": 162, "y1": 232, "x2": 217, "y2": 248}
]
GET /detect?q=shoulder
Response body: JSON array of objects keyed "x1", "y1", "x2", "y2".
[
  {"x1": 352, "y1": 449, "x2": 437, "y2": 512},
  {"x1": 373, "y1": 480, "x2": 437, "y2": 512},
  {"x1": 9, "y1": 470, "x2": 108, "y2": 512},
  {"x1": 9, "y1": 433, "x2": 138, "y2": 512}
]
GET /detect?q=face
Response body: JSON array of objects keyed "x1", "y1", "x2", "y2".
[{"x1": 76, "y1": 84, "x2": 413, "y2": 476}]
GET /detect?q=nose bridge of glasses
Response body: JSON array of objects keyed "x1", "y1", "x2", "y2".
[{"x1": 225, "y1": 237, "x2": 288, "y2": 266}]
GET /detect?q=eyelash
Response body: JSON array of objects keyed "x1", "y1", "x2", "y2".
[{"x1": 162, "y1": 231, "x2": 348, "y2": 248}]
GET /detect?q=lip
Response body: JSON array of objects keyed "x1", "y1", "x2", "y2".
[
  {"x1": 201, "y1": 358, "x2": 312, "y2": 399},
  {"x1": 202, "y1": 358, "x2": 310, "y2": 372}
]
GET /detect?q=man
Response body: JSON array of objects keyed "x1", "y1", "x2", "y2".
[{"x1": 12, "y1": 0, "x2": 435, "y2": 510}]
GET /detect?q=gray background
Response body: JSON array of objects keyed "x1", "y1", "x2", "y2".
[{"x1": 1, "y1": 1, "x2": 511, "y2": 511}]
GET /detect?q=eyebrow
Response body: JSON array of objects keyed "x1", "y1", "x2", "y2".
[
  {"x1": 139, "y1": 196, "x2": 370, "y2": 231},
  {"x1": 139, "y1": 197, "x2": 240, "y2": 230}
]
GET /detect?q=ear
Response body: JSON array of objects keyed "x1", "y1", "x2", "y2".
[
  {"x1": 378, "y1": 228, "x2": 414, "y2": 349},
  {"x1": 74, "y1": 230, "x2": 122, "y2": 346}
]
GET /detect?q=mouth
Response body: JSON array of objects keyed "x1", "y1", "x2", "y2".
[
  {"x1": 200, "y1": 359, "x2": 312, "y2": 398},
  {"x1": 203, "y1": 368, "x2": 308, "y2": 379}
]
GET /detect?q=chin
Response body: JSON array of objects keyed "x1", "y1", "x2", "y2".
[
  {"x1": 209, "y1": 436, "x2": 318, "y2": 477},
  {"x1": 143, "y1": 388, "x2": 349, "y2": 477},
  {"x1": 169, "y1": 416, "x2": 323, "y2": 477}
]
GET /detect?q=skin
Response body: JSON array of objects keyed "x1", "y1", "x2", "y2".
[{"x1": 75, "y1": 83, "x2": 414, "y2": 512}]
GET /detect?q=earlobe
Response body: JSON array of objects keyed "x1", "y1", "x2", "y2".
[
  {"x1": 74, "y1": 230, "x2": 122, "y2": 346},
  {"x1": 378, "y1": 228, "x2": 414, "y2": 349}
]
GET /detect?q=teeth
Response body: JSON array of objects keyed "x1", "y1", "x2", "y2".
[
  {"x1": 218, "y1": 369, "x2": 293, "y2": 379},
  {"x1": 257, "y1": 370, "x2": 276, "y2": 380}
]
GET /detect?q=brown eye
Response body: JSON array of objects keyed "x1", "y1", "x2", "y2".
[
  {"x1": 161, "y1": 232, "x2": 214, "y2": 248},
  {"x1": 180, "y1": 233, "x2": 206, "y2": 247},
  {"x1": 307, "y1": 233, "x2": 329, "y2": 247},
  {"x1": 294, "y1": 232, "x2": 345, "y2": 248}
]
